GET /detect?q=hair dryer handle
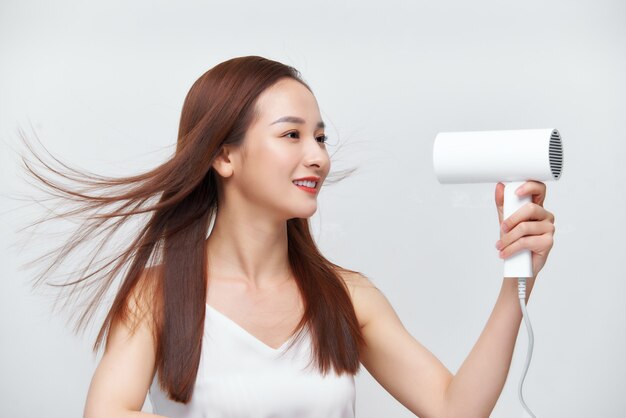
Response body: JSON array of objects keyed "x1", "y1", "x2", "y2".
[{"x1": 503, "y1": 181, "x2": 534, "y2": 278}]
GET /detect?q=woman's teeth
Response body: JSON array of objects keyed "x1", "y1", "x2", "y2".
[{"x1": 293, "y1": 180, "x2": 317, "y2": 188}]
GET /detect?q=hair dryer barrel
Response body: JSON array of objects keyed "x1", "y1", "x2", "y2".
[{"x1": 433, "y1": 128, "x2": 564, "y2": 184}]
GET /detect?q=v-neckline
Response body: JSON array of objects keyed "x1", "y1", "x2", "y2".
[{"x1": 205, "y1": 303, "x2": 299, "y2": 352}]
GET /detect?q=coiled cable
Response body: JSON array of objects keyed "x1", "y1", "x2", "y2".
[{"x1": 517, "y1": 278, "x2": 536, "y2": 418}]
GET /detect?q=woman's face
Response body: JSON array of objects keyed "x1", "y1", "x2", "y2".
[{"x1": 226, "y1": 77, "x2": 331, "y2": 220}]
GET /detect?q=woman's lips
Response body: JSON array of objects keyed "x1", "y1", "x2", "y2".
[{"x1": 294, "y1": 184, "x2": 317, "y2": 194}]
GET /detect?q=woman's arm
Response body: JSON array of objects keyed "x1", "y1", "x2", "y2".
[
  {"x1": 442, "y1": 275, "x2": 535, "y2": 417},
  {"x1": 83, "y1": 269, "x2": 167, "y2": 418},
  {"x1": 347, "y1": 273, "x2": 535, "y2": 418},
  {"x1": 348, "y1": 273, "x2": 451, "y2": 417}
]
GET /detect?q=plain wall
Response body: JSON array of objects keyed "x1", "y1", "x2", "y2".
[{"x1": 1, "y1": 0, "x2": 624, "y2": 417}]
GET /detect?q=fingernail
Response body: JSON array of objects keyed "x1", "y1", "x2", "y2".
[
  {"x1": 495, "y1": 240, "x2": 502, "y2": 250},
  {"x1": 516, "y1": 187, "x2": 524, "y2": 195}
]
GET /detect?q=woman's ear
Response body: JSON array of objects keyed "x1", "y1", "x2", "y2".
[{"x1": 211, "y1": 146, "x2": 235, "y2": 179}]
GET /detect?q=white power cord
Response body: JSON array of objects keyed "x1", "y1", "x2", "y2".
[{"x1": 517, "y1": 278, "x2": 536, "y2": 418}]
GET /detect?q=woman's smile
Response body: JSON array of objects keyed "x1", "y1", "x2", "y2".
[{"x1": 293, "y1": 182, "x2": 318, "y2": 194}]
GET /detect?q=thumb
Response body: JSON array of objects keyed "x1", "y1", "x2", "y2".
[{"x1": 495, "y1": 182, "x2": 504, "y2": 225}]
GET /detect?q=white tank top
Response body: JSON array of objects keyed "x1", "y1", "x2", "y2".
[{"x1": 149, "y1": 303, "x2": 356, "y2": 418}]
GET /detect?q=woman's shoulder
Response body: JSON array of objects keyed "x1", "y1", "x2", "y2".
[
  {"x1": 335, "y1": 268, "x2": 382, "y2": 330},
  {"x1": 122, "y1": 264, "x2": 164, "y2": 331}
]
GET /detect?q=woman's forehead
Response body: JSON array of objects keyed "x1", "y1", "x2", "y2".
[{"x1": 255, "y1": 79, "x2": 321, "y2": 124}]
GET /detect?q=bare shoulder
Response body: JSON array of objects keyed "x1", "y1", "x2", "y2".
[
  {"x1": 336, "y1": 268, "x2": 451, "y2": 417},
  {"x1": 124, "y1": 264, "x2": 163, "y2": 329},
  {"x1": 103, "y1": 263, "x2": 164, "y2": 358},
  {"x1": 336, "y1": 269, "x2": 390, "y2": 330},
  {"x1": 84, "y1": 264, "x2": 163, "y2": 416}
]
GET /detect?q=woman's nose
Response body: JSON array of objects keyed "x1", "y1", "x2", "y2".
[{"x1": 303, "y1": 137, "x2": 328, "y2": 168}]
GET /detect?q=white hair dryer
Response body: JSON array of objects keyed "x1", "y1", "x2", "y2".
[
  {"x1": 433, "y1": 128, "x2": 564, "y2": 278},
  {"x1": 432, "y1": 128, "x2": 564, "y2": 417}
]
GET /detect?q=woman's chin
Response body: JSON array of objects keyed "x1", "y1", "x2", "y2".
[{"x1": 288, "y1": 205, "x2": 318, "y2": 220}]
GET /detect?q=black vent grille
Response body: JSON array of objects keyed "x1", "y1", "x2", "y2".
[{"x1": 549, "y1": 129, "x2": 563, "y2": 179}]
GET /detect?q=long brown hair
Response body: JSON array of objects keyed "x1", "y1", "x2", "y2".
[{"x1": 16, "y1": 55, "x2": 365, "y2": 403}]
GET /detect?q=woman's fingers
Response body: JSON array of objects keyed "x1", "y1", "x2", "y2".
[
  {"x1": 515, "y1": 180, "x2": 547, "y2": 206},
  {"x1": 501, "y1": 202, "x2": 553, "y2": 233},
  {"x1": 498, "y1": 232, "x2": 554, "y2": 259},
  {"x1": 496, "y1": 220, "x2": 555, "y2": 253}
]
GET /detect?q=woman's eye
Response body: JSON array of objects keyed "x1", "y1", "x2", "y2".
[{"x1": 284, "y1": 131, "x2": 327, "y2": 144}]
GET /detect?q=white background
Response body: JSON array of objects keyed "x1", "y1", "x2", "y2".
[{"x1": 1, "y1": 1, "x2": 624, "y2": 417}]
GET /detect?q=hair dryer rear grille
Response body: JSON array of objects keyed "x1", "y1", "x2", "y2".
[{"x1": 549, "y1": 130, "x2": 563, "y2": 179}]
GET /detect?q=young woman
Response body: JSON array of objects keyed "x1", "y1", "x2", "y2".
[{"x1": 22, "y1": 56, "x2": 555, "y2": 418}]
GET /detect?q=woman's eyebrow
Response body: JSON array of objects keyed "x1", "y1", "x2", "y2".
[{"x1": 270, "y1": 116, "x2": 325, "y2": 129}]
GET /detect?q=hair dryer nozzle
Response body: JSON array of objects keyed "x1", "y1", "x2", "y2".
[{"x1": 433, "y1": 128, "x2": 564, "y2": 184}]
